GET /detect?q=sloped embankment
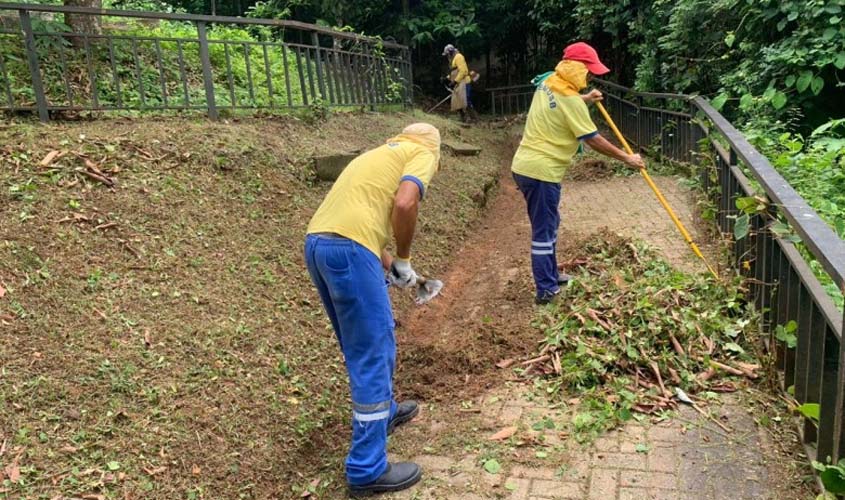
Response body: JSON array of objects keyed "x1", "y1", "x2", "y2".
[{"x1": 0, "y1": 112, "x2": 509, "y2": 498}]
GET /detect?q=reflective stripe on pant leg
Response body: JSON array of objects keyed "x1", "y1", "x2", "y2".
[{"x1": 314, "y1": 237, "x2": 393, "y2": 486}]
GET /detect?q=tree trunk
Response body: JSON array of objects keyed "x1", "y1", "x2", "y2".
[
  {"x1": 401, "y1": 0, "x2": 410, "y2": 45},
  {"x1": 64, "y1": 0, "x2": 101, "y2": 48}
]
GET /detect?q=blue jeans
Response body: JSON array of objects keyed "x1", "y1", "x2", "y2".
[
  {"x1": 512, "y1": 173, "x2": 561, "y2": 299},
  {"x1": 304, "y1": 234, "x2": 398, "y2": 485}
]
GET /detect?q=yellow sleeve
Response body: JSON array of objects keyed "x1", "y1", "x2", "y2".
[
  {"x1": 400, "y1": 147, "x2": 437, "y2": 200},
  {"x1": 452, "y1": 53, "x2": 469, "y2": 84},
  {"x1": 566, "y1": 98, "x2": 598, "y2": 140}
]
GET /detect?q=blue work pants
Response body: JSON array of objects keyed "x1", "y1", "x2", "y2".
[
  {"x1": 512, "y1": 173, "x2": 561, "y2": 299},
  {"x1": 304, "y1": 234, "x2": 398, "y2": 485}
]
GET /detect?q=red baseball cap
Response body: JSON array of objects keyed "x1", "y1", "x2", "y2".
[{"x1": 563, "y1": 42, "x2": 610, "y2": 75}]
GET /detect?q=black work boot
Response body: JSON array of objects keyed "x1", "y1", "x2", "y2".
[
  {"x1": 535, "y1": 289, "x2": 561, "y2": 305},
  {"x1": 348, "y1": 462, "x2": 422, "y2": 497},
  {"x1": 558, "y1": 273, "x2": 573, "y2": 286},
  {"x1": 387, "y1": 400, "x2": 419, "y2": 435}
]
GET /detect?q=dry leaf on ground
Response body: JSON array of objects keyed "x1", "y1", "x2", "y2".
[{"x1": 488, "y1": 426, "x2": 517, "y2": 441}]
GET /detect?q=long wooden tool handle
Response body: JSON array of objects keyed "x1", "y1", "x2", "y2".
[{"x1": 595, "y1": 101, "x2": 720, "y2": 280}]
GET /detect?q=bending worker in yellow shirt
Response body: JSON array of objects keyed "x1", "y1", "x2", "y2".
[
  {"x1": 442, "y1": 44, "x2": 473, "y2": 122},
  {"x1": 305, "y1": 123, "x2": 441, "y2": 497},
  {"x1": 511, "y1": 42, "x2": 645, "y2": 305}
]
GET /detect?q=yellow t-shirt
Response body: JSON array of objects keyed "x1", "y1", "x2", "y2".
[
  {"x1": 511, "y1": 81, "x2": 598, "y2": 183},
  {"x1": 450, "y1": 53, "x2": 471, "y2": 84},
  {"x1": 306, "y1": 140, "x2": 438, "y2": 257}
]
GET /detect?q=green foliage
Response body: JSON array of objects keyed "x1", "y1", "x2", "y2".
[
  {"x1": 797, "y1": 402, "x2": 820, "y2": 423},
  {"x1": 774, "y1": 321, "x2": 798, "y2": 349},
  {"x1": 813, "y1": 460, "x2": 845, "y2": 495}
]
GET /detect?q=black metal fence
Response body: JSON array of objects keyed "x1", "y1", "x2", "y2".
[
  {"x1": 0, "y1": 3, "x2": 413, "y2": 121},
  {"x1": 492, "y1": 79, "x2": 845, "y2": 477}
]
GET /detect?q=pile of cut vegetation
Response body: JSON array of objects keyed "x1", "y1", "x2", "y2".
[{"x1": 527, "y1": 231, "x2": 761, "y2": 441}]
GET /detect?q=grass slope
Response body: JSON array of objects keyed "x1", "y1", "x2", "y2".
[{"x1": 0, "y1": 111, "x2": 507, "y2": 499}]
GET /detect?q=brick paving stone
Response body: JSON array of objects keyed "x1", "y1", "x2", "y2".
[
  {"x1": 588, "y1": 468, "x2": 618, "y2": 500},
  {"x1": 530, "y1": 479, "x2": 583, "y2": 499},
  {"x1": 510, "y1": 465, "x2": 557, "y2": 480},
  {"x1": 413, "y1": 455, "x2": 455, "y2": 472},
  {"x1": 647, "y1": 424, "x2": 685, "y2": 443},
  {"x1": 593, "y1": 452, "x2": 648, "y2": 470},
  {"x1": 620, "y1": 470, "x2": 678, "y2": 490},
  {"x1": 561, "y1": 177, "x2": 714, "y2": 273},
  {"x1": 648, "y1": 447, "x2": 679, "y2": 473},
  {"x1": 594, "y1": 436, "x2": 619, "y2": 452},
  {"x1": 619, "y1": 488, "x2": 679, "y2": 500},
  {"x1": 505, "y1": 477, "x2": 532, "y2": 500},
  {"x1": 563, "y1": 459, "x2": 591, "y2": 482}
]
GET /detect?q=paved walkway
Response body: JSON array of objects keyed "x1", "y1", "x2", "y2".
[{"x1": 385, "y1": 173, "x2": 795, "y2": 500}]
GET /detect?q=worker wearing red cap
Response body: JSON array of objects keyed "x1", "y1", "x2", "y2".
[{"x1": 511, "y1": 42, "x2": 645, "y2": 304}]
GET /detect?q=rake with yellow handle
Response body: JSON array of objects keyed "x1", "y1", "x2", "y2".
[{"x1": 594, "y1": 100, "x2": 720, "y2": 280}]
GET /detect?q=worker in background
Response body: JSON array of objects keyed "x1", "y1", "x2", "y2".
[
  {"x1": 304, "y1": 123, "x2": 442, "y2": 497},
  {"x1": 511, "y1": 42, "x2": 645, "y2": 304},
  {"x1": 442, "y1": 44, "x2": 474, "y2": 122}
]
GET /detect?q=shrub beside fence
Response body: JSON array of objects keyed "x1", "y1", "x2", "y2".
[
  {"x1": 0, "y1": 2, "x2": 413, "y2": 121},
  {"x1": 489, "y1": 79, "x2": 845, "y2": 483}
]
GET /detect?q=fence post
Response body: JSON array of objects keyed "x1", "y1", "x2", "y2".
[
  {"x1": 636, "y1": 95, "x2": 643, "y2": 151},
  {"x1": 490, "y1": 90, "x2": 496, "y2": 115},
  {"x1": 838, "y1": 306, "x2": 845, "y2": 460},
  {"x1": 364, "y1": 44, "x2": 376, "y2": 111},
  {"x1": 19, "y1": 9, "x2": 49, "y2": 122},
  {"x1": 311, "y1": 32, "x2": 326, "y2": 102},
  {"x1": 196, "y1": 21, "x2": 218, "y2": 120},
  {"x1": 406, "y1": 48, "x2": 414, "y2": 108}
]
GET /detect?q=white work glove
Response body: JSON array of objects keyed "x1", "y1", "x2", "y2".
[{"x1": 389, "y1": 258, "x2": 418, "y2": 289}]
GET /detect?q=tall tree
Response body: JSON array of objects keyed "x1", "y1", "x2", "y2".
[{"x1": 64, "y1": 0, "x2": 102, "y2": 47}]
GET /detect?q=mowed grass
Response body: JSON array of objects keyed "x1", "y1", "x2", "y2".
[{"x1": 0, "y1": 111, "x2": 508, "y2": 499}]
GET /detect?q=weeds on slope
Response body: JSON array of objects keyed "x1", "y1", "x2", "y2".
[{"x1": 526, "y1": 231, "x2": 760, "y2": 442}]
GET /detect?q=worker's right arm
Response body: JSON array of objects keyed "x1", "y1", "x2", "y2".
[
  {"x1": 566, "y1": 97, "x2": 644, "y2": 170},
  {"x1": 388, "y1": 148, "x2": 438, "y2": 288},
  {"x1": 584, "y1": 134, "x2": 644, "y2": 169}
]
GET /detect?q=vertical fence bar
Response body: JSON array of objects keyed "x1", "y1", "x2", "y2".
[
  {"x1": 108, "y1": 37, "x2": 122, "y2": 108},
  {"x1": 407, "y1": 48, "x2": 414, "y2": 107},
  {"x1": 262, "y1": 44, "x2": 274, "y2": 108},
  {"x1": 818, "y1": 325, "x2": 840, "y2": 461},
  {"x1": 294, "y1": 46, "x2": 309, "y2": 106},
  {"x1": 196, "y1": 21, "x2": 217, "y2": 119},
  {"x1": 58, "y1": 36, "x2": 74, "y2": 107},
  {"x1": 243, "y1": 43, "x2": 255, "y2": 106},
  {"x1": 794, "y1": 284, "x2": 812, "y2": 404},
  {"x1": 805, "y1": 304, "x2": 826, "y2": 445},
  {"x1": 304, "y1": 46, "x2": 316, "y2": 103},
  {"x1": 0, "y1": 51, "x2": 13, "y2": 108},
  {"x1": 83, "y1": 35, "x2": 100, "y2": 109},
  {"x1": 838, "y1": 315, "x2": 845, "y2": 460},
  {"x1": 223, "y1": 43, "x2": 236, "y2": 108},
  {"x1": 154, "y1": 39, "x2": 168, "y2": 107},
  {"x1": 176, "y1": 40, "x2": 189, "y2": 106},
  {"x1": 282, "y1": 44, "x2": 293, "y2": 107},
  {"x1": 130, "y1": 38, "x2": 146, "y2": 108},
  {"x1": 784, "y1": 266, "x2": 800, "y2": 388},
  {"x1": 19, "y1": 9, "x2": 49, "y2": 121},
  {"x1": 311, "y1": 32, "x2": 326, "y2": 102}
]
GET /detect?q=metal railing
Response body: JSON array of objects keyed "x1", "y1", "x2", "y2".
[
  {"x1": 0, "y1": 3, "x2": 413, "y2": 121},
  {"x1": 492, "y1": 79, "x2": 845, "y2": 474}
]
